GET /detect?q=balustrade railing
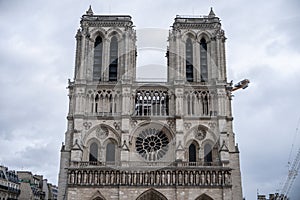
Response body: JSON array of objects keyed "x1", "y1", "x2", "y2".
[
  {"x1": 67, "y1": 167, "x2": 231, "y2": 187},
  {"x1": 70, "y1": 161, "x2": 222, "y2": 168}
]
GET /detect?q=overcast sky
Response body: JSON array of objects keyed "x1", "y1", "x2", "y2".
[{"x1": 0, "y1": 0, "x2": 300, "y2": 199}]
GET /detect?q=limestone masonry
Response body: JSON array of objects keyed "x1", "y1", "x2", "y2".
[{"x1": 58, "y1": 6, "x2": 243, "y2": 200}]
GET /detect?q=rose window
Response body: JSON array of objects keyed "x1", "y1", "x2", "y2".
[{"x1": 135, "y1": 128, "x2": 169, "y2": 161}]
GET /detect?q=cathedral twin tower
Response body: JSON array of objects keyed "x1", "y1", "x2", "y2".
[{"x1": 58, "y1": 6, "x2": 243, "y2": 200}]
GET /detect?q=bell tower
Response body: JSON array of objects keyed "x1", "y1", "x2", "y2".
[{"x1": 58, "y1": 7, "x2": 243, "y2": 200}]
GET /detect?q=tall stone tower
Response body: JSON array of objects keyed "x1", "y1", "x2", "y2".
[{"x1": 58, "y1": 7, "x2": 243, "y2": 200}]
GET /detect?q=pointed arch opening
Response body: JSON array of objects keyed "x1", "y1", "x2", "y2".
[
  {"x1": 93, "y1": 198, "x2": 105, "y2": 200},
  {"x1": 204, "y1": 143, "x2": 213, "y2": 165},
  {"x1": 200, "y1": 38, "x2": 208, "y2": 82},
  {"x1": 90, "y1": 190, "x2": 107, "y2": 200},
  {"x1": 105, "y1": 139, "x2": 117, "y2": 164},
  {"x1": 189, "y1": 143, "x2": 197, "y2": 162},
  {"x1": 136, "y1": 189, "x2": 168, "y2": 200},
  {"x1": 93, "y1": 36, "x2": 103, "y2": 81},
  {"x1": 109, "y1": 36, "x2": 118, "y2": 81},
  {"x1": 186, "y1": 37, "x2": 194, "y2": 82},
  {"x1": 195, "y1": 193, "x2": 214, "y2": 200},
  {"x1": 89, "y1": 142, "x2": 98, "y2": 162}
]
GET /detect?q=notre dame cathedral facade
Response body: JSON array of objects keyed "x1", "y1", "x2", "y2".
[{"x1": 58, "y1": 6, "x2": 243, "y2": 200}]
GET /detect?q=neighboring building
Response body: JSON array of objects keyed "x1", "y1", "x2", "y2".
[
  {"x1": 18, "y1": 171, "x2": 58, "y2": 200},
  {"x1": 47, "y1": 183, "x2": 58, "y2": 200},
  {"x1": 58, "y1": 6, "x2": 243, "y2": 200},
  {"x1": 43, "y1": 180, "x2": 58, "y2": 200},
  {"x1": 0, "y1": 165, "x2": 20, "y2": 200}
]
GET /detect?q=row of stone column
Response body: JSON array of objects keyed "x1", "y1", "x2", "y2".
[{"x1": 68, "y1": 169, "x2": 231, "y2": 187}]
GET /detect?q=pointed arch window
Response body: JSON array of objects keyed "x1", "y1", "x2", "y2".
[
  {"x1": 106, "y1": 141, "x2": 116, "y2": 164},
  {"x1": 204, "y1": 143, "x2": 212, "y2": 165},
  {"x1": 200, "y1": 38, "x2": 208, "y2": 82},
  {"x1": 186, "y1": 38, "x2": 194, "y2": 82},
  {"x1": 188, "y1": 143, "x2": 197, "y2": 162},
  {"x1": 89, "y1": 142, "x2": 98, "y2": 162},
  {"x1": 109, "y1": 36, "x2": 118, "y2": 81},
  {"x1": 93, "y1": 36, "x2": 103, "y2": 81}
]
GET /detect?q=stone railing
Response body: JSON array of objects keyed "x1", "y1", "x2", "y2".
[
  {"x1": 70, "y1": 161, "x2": 222, "y2": 168},
  {"x1": 67, "y1": 167, "x2": 231, "y2": 187}
]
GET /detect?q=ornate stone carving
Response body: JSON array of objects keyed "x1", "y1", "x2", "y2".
[
  {"x1": 83, "y1": 122, "x2": 92, "y2": 130},
  {"x1": 96, "y1": 126, "x2": 109, "y2": 139},
  {"x1": 167, "y1": 119, "x2": 175, "y2": 130},
  {"x1": 113, "y1": 122, "x2": 121, "y2": 130},
  {"x1": 130, "y1": 120, "x2": 137, "y2": 128},
  {"x1": 194, "y1": 127, "x2": 206, "y2": 140},
  {"x1": 135, "y1": 128, "x2": 169, "y2": 161},
  {"x1": 67, "y1": 168, "x2": 232, "y2": 187},
  {"x1": 208, "y1": 122, "x2": 216, "y2": 130},
  {"x1": 184, "y1": 122, "x2": 191, "y2": 130}
]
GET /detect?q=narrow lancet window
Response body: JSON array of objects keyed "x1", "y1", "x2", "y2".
[
  {"x1": 93, "y1": 36, "x2": 103, "y2": 81},
  {"x1": 204, "y1": 143, "x2": 212, "y2": 164},
  {"x1": 200, "y1": 38, "x2": 208, "y2": 82},
  {"x1": 106, "y1": 142, "x2": 116, "y2": 163},
  {"x1": 109, "y1": 36, "x2": 118, "y2": 81},
  {"x1": 189, "y1": 143, "x2": 197, "y2": 162},
  {"x1": 89, "y1": 142, "x2": 98, "y2": 162},
  {"x1": 186, "y1": 38, "x2": 194, "y2": 82}
]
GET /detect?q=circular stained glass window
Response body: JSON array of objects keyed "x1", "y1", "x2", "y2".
[{"x1": 135, "y1": 128, "x2": 169, "y2": 161}]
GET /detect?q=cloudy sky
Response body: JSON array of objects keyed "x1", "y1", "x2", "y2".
[{"x1": 0, "y1": 0, "x2": 300, "y2": 199}]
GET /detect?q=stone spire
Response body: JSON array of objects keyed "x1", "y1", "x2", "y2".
[
  {"x1": 86, "y1": 5, "x2": 93, "y2": 15},
  {"x1": 208, "y1": 7, "x2": 216, "y2": 18}
]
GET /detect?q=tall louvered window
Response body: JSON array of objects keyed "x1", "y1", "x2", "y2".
[
  {"x1": 200, "y1": 38, "x2": 208, "y2": 82},
  {"x1": 93, "y1": 36, "x2": 103, "y2": 81},
  {"x1": 186, "y1": 38, "x2": 194, "y2": 82},
  {"x1": 109, "y1": 36, "x2": 118, "y2": 81}
]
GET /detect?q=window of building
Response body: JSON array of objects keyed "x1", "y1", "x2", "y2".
[
  {"x1": 188, "y1": 143, "x2": 197, "y2": 162},
  {"x1": 186, "y1": 38, "x2": 194, "y2": 82},
  {"x1": 204, "y1": 143, "x2": 213, "y2": 164},
  {"x1": 93, "y1": 36, "x2": 103, "y2": 81},
  {"x1": 109, "y1": 36, "x2": 118, "y2": 81},
  {"x1": 89, "y1": 142, "x2": 98, "y2": 162},
  {"x1": 135, "y1": 128, "x2": 169, "y2": 161},
  {"x1": 200, "y1": 38, "x2": 208, "y2": 82},
  {"x1": 106, "y1": 142, "x2": 116, "y2": 163}
]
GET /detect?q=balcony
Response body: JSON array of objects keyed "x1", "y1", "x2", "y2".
[
  {"x1": 67, "y1": 166, "x2": 231, "y2": 188},
  {"x1": 70, "y1": 161, "x2": 222, "y2": 168}
]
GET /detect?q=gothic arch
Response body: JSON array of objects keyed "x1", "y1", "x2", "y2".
[
  {"x1": 182, "y1": 30, "x2": 197, "y2": 41},
  {"x1": 131, "y1": 122, "x2": 175, "y2": 162},
  {"x1": 184, "y1": 124, "x2": 218, "y2": 146},
  {"x1": 202, "y1": 139, "x2": 220, "y2": 165},
  {"x1": 85, "y1": 138, "x2": 101, "y2": 162},
  {"x1": 103, "y1": 137, "x2": 118, "y2": 163},
  {"x1": 107, "y1": 28, "x2": 123, "y2": 40},
  {"x1": 83, "y1": 124, "x2": 121, "y2": 144},
  {"x1": 195, "y1": 193, "x2": 214, "y2": 200},
  {"x1": 196, "y1": 31, "x2": 212, "y2": 43},
  {"x1": 186, "y1": 140, "x2": 200, "y2": 162},
  {"x1": 90, "y1": 28, "x2": 107, "y2": 41},
  {"x1": 136, "y1": 189, "x2": 168, "y2": 200},
  {"x1": 90, "y1": 190, "x2": 106, "y2": 200},
  {"x1": 130, "y1": 121, "x2": 176, "y2": 142}
]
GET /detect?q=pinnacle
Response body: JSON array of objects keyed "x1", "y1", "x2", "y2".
[
  {"x1": 86, "y1": 5, "x2": 94, "y2": 15},
  {"x1": 208, "y1": 7, "x2": 216, "y2": 18}
]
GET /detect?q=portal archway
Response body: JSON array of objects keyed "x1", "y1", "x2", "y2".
[
  {"x1": 195, "y1": 193, "x2": 214, "y2": 200},
  {"x1": 136, "y1": 189, "x2": 168, "y2": 200}
]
